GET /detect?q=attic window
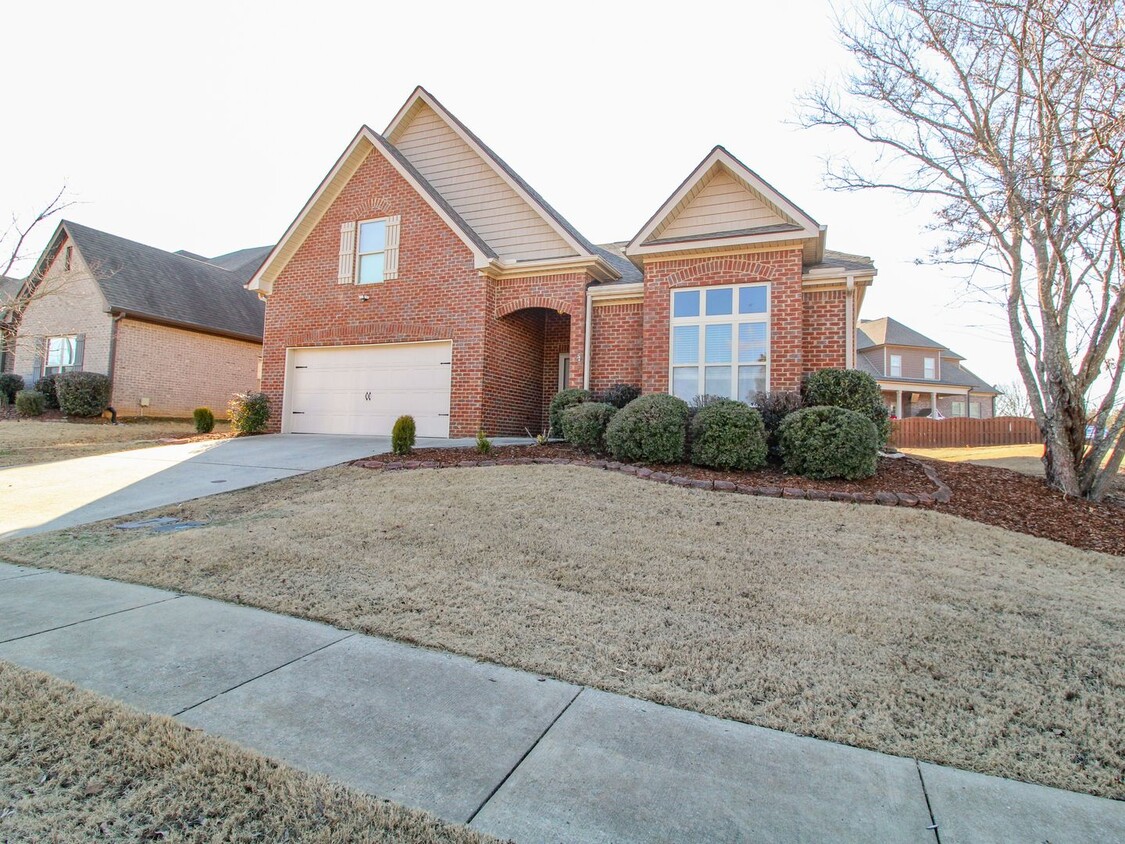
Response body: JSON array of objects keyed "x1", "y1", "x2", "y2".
[{"x1": 64, "y1": 246, "x2": 73, "y2": 272}]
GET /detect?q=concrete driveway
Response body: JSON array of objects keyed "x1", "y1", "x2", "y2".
[{"x1": 0, "y1": 434, "x2": 394, "y2": 540}]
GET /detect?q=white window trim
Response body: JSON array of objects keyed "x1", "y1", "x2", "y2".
[
  {"x1": 668, "y1": 282, "x2": 770, "y2": 402},
  {"x1": 356, "y1": 217, "x2": 389, "y2": 285},
  {"x1": 923, "y1": 357, "x2": 936, "y2": 380},
  {"x1": 558, "y1": 353, "x2": 570, "y2": 391},
  {"x1": 889, "y1": 354, "x2": 903, "y2": 377},
  {"x1": 969, "y1": 402, "x2": 982, "y2": 419},
  {"x1": 951, "y1": 400, "x2": 966, "y2": 417},
  {"x1": 44, "y1": 335, "x2": 77, "y2": 375}
]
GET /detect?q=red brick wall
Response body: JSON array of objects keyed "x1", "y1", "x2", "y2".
[
  {"x1": 541, "y1": 310, "x2": 570, "y2": 428},
  {"x1": 261, "y1": 145, "x2": 487, "y2": 436},
  {"x1": 482, "y1": 308, "x2": 544, "y2": 436},
  {"x1": 640, "y1": 250, "x2": 805, "y2": 393},
  {"x1": 802, "y1": 289, "x2": 848, "y2": 372},
  {"x1": 589, "y1": 302, "x2": 643, "y2": 393}
]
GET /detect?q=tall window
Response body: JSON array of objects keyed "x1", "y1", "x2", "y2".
[
  {"x1": 924, "y1": 357, "x2": 936, "y2": 379},
  {"x1": 969, "y1": 402, "x2": 981, "y2": 419},
  {"x1": 670, "y1": 284, "x2": 768, "y2": 402},
  {"x1": 889, "y1": 354, "x2": 903, "y2": 377},
  {"x1": 357, "y1": 219, "x2": 387, "y2": 284},
  {"x1": 44, "y1": 336, "x2": 77, "y2": 375},
  {"x1": 951, "y1": 400, "x2": 966, "y2": 416}
]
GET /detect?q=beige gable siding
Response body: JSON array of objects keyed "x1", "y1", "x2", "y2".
[
  {"x1": 392, "y1": 104, "x2": 575, "y2": 261},
  {"x1": 655, "y1": 168, "x2": 787, "y2": 241}
]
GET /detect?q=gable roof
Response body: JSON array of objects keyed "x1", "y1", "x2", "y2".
[
  {"x1": 45, "y1": 221, "x2": 268, "y2": 341},
  {"x1": 857, "y1": 317, "x2": 947, "y2": 351},
  {"x1": 855, "y1": 353, "x2": 996, "y2": 393},
  {"x1": 626, "y1": 146, "x2": 823, "y2": 261},
  {"x1": 208, "y1": 245, "x2": 275, "y2": 275}
]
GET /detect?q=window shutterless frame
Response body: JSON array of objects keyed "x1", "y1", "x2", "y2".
[
  {"x1": 668, "y1": 282, "x2": 770, "y2": 403},
  {"x1": 356, "y1": 218, "x2": 388, "y2": 284}
]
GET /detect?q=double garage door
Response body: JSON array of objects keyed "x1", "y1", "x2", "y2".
[{"x1": 285, "y1": 341, "x2": 452, "y2": 437}]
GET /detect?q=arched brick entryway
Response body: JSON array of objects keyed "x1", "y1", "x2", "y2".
[{"x1": 483, "y1": 306, "x2": 571, "y2": 436}]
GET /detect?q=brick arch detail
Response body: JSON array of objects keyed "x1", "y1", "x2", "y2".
[
  {"x1": 666, "y1": 258, "x2": 782, "y2": 287},
  {"x1": 495, "y1": 296, "x2": 574, "y2": 319}
]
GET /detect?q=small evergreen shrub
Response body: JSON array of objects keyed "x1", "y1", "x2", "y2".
[
  {"x1": 392, "y1": 415, "x2": 416, "y2": 455},
  {"x1": 779, "y1": 405, "x2": 880, "y2": 480},
  {"x1": 802, "y1": 368, "x2": 891, "y2": 445},
  {"x1": 561, "y1": 401, "x2": 617, "y2": 452},
  {"x1": 35, "y1": 373, "x2": 59, "y2": 409},
  {"x1": 548, "y1": 388, "x2": 591, "y2": 434},
  {"x1": 605, "y1": 393, "x2": 690, "y2": 464},
  {"x1": 228, "y1": 391, "x2": 270, "y2": 435},
  {"x1": 753, "y1": 390, "x2": 803, "y2": 461},
  {"x1": 597, "y1": 383, "x2": 641, "y2": 409},
  {"x1": 690, "y1": 399, "x2": 768, "y2": 471},
  {"x1": 14, "y1": 389, "x2": 44, "y2": 417},
  {"x1": 55, "y1": 372, "x2": 112, "y2": 417},
  {"x1": 475, "y1": 429, "x2": 493, "y2": 455},
  {"x1": 193, "y1": 407, "x2": 215, "y2": 434},
  {"x1": 0, "y1": 373, "x2": 24, "y2": 404}
]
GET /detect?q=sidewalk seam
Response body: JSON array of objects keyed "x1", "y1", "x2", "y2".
[
  {"x1": 915, "y1": 759, "x2": 942, "y2": 843},
  {"x1": 0, "y1": 570, "x2": 50, "y2": 581},
  {"x1": 0, "y1": 595, "x2": 183, "y2": 645},
  {"x1": 171, "y1": 632, "x2": 357, "y2": 718},
  {"x1": 465, "y1": 685, "x2": 585, "y2": 825}
]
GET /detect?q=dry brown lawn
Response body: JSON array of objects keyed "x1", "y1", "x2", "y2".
[
  {"x1": 3, "y1": 465, "x2": 1122, "y2": 799},
  {"x1": 905, "y1": 443, "x2": 1125, "y2": 491},
  {"x1": 0, "y1": 661, "x2": 498, "y2": 843},
  {"x1": 0, "y1": 418, "x2": 230, "y2": 468}
]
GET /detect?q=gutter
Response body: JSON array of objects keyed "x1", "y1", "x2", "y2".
[
  {"x1": 583, "y1": 287, "x2": 593, "y2": 391},
  {"x1": 845, "y1": 275, "x2": 855, "y2": 369},
  {"x1": 107, "y1": 311, "x2": 125, "y2": 408}
]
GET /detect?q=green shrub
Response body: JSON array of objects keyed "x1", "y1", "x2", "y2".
[
  {"x1": 228, "y1": 391, "x2": 270, "y2": 435},
  {"x1": 193, "y1": 407, "x2": 215, "y2": 434},
  {"x1": 35, "y1": 374, "x2": 59, "y2": 409},
  {"x1": 548, "y1": 388, "x2": 591, "y2": 435},
  {"x1": 14, "y1": 389, "x2": 44, "y2": 417},
  {"x1": 475, "y1": 429, "x2": 492, "y2": 455},
  {"x1": 605, "y1": 393, "x2": 690, "y2": 464},
  {"x1": 597, "y1": 383, "x2": 640, "y2": 409},
  {"x1": 0, "y1": 373, "x2": 25, "y2": 404},
  {"x1": 561, "y1": 401, "x2": 617, "y2": 452},
  {"x1": 778, "y1": 405, "x2": 880, "y2": 480},
  {"x1": 392, "y1": 415, "x2": 416, "y2": 455},
  {"x1": 689, "y1": 394, "x2": 727, "y2": 410},
  {"x1": 690, "y1": 399, "x2": 768, "y2": 471},
  {"x1": 802, "y1": 368, "x2": 891, "y2": 445},
  {"x1": 55, "y1": 372, "x2": 111, "y2": 417},
  {"x1": 753, "y1": 390, "x2": 803, "y2": 461}
]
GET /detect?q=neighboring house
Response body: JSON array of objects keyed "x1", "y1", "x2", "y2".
[
  {"x1": 11, "y1": 221, "x2": 271, "y2": 418},
  {"x1": 249, "y1": 86, "x2": 877, "y2": 438},
  {"x1": 856, "y1": 317, "x2": 998, "y2": 419}
]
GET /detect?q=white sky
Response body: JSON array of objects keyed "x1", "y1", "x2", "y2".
[{"x1": 1, "y1": 0, "x2": 1019, "y2": 387}]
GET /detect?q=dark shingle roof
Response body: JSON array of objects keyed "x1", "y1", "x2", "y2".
[
  {"x1": 208, "y1": 245, "x2": 274, "y2": 278},
  {"x1": 857, "y1": 354, "x2": 996, "y2": 392},
  {"x1": 807, "y1": 249, "x2": 876, "y2": 274},
  {"x1": 857, "y1": 316, "x2": 945, "y2": 350},
  {"x1": 592, "y1": 242, "x2": 643, "y2": 284},
  {"x1": 63, "y1": 221, "x2": 266, "y2": 341}
]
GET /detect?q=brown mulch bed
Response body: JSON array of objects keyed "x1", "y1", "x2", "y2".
[{"x1": 926, "y1": 458, "x2": 1125, "y2": 557}]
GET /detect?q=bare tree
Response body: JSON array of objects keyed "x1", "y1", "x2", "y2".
[
  {"x1": 802, "y1": 0, "x2": 1125, "y2": 500},
  {"x1": 995, "y1": 379, "x2": 1033, "y2": 417}
]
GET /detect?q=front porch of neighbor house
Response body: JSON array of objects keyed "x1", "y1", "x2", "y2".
[{"x1": 883, "y1": 385, "x2": 995, "y2": 420}]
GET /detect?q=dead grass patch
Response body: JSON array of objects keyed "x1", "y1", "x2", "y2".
[
  {"x1": 3, "y1": 465, "x2": 1122, "y2": 799},
  {"x1": 0, "y1": 419, "x2": 231, "y2": 468},
  {"x1": 0, "y1": 661, "x2": 499, "y2": 843}
]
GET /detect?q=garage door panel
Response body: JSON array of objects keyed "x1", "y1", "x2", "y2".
[{"x1": 286, "y1": 342, "x2": 452, "y2": 437}]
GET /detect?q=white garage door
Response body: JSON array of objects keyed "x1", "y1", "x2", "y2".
[{"x1": 285, "y1": 341, "x2": 452, "y2": 437}]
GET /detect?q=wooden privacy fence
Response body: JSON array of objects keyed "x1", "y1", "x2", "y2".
[{"x1": 891, "y1": 416, "x2": 1041, "y2": 448}]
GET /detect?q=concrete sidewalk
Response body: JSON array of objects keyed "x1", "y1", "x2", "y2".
[{"x1": 1, "y1": 562, "x2": 1121, "y2": 843}]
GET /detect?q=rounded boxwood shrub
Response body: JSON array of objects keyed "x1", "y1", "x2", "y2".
[
  {"x1": 605, "y1": 393, "x2": 690, "y2": 464},
  {"x1": 0, "y1": 373, "x2": 25, "y2": 404},
  {"x1": 228, "y1": 391, "x2": 270, "y2": 435},
  {"x1": 392, "y1": 414, "x2": 416, "y2": 455},
  {"x1": 14, "y1": 389, "x2": 44, "y2": 417},
  {"x1": 778, "y1": 405, "x2": 880, "y2": 480},
  {"x1": 35, "y1": 373, "x2": 59, "y2": 409},
  {"x1": 802, "y1": 368, "x2": 891, "y2": 445},
  {"x1": 193, "y1": 407, "x2": 215, "y2": 434},
  {"x1": 55, "y1": 372, "x2": 112, "y2": 417},
  {"x1": 690, "y1": 399, "x2": 768, "y2": 471},
  {"x1": 597, "y1": 383, "x2": 641, "y2": 409},
  {"x1": 561, "y1": 401, "x2": 617, "y2": 452},
  {"x1": 548, "y1": 388, "x2": 591, "y2": 435},
  {"x1": 753, "y1": 390, "x2": 803, "y2": 462}
]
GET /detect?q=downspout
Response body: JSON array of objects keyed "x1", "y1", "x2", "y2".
[
  {"x1": 583, "y1": 286, "x2": 593, "y2": 391},
  {"x1": 107, "y1": 312, "x2": 125, "y2": 422},
  {"x1": 845, "y1": 275, "x2": 856, "y2": 369}
]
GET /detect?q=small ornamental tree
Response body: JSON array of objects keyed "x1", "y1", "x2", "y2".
[
  {"x1": 392, "y1": 415, "x2": 416, "y2": 455},
  {"x1": 193, "y1": 407, "x2": 215, "y2": 434}
]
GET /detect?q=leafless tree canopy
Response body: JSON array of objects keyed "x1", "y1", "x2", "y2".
[
  {"x1": 996, "y1": 378, "x2": 1033, "y2": 417},
  {"x1": 803, "y1": 0, "x2": 1125, "y2": 499}
]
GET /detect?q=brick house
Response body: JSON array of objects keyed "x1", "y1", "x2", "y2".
[
  {"x1": 856, "y1": 317, "x2": 998, "y2": 419},
  {"x1": 10, "y1": 221, "x2": 270, "y2": 418},
  {"x1": 249, "y1": 87, "x2": 878, "y2": 437}
]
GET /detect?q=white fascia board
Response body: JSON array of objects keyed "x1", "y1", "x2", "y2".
[{"x1": 588, "y1": 282, "x2": 644, "y2": 301}]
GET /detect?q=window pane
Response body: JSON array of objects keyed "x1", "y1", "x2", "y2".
[
  {"x1": 672, "y1": 325, "x2": 699, "y2": 364},
  {"x1": 738, "y1": 365, "x2": 766, "y2": 402},
  {"x1": 924, "y1": 358, "x2": 935, "y2": 378},
  {"x1": 358, "y1": 252, "x2": 385, "y2": 284},
  {"x1": 704, "y1": 323, "x2": 732, "y2": 363},
  {"x1": 672, "y1": 290, "x2": 699, "y2": 318},
  {"x1": 739, "y1": 286, "x2": 767, "y2": 313},
  {"x1": 738, "y1": 323, "x2": 768, "y2": 363},
  {"x1": 359, "y1": 220, "x2": 386, "y2": 253},
  {"x1": 672, "y1": 367, "x2": 699, "y2": 401},
  {"x1": 705, "y1": 287, "x2": 733, "y2": 316},
  {"x1": 705, "y1": 366, "x2": 733, "y2": 398},
  {"x1": 890, "y1": 355, "x2": 902, "y2": 376}
]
